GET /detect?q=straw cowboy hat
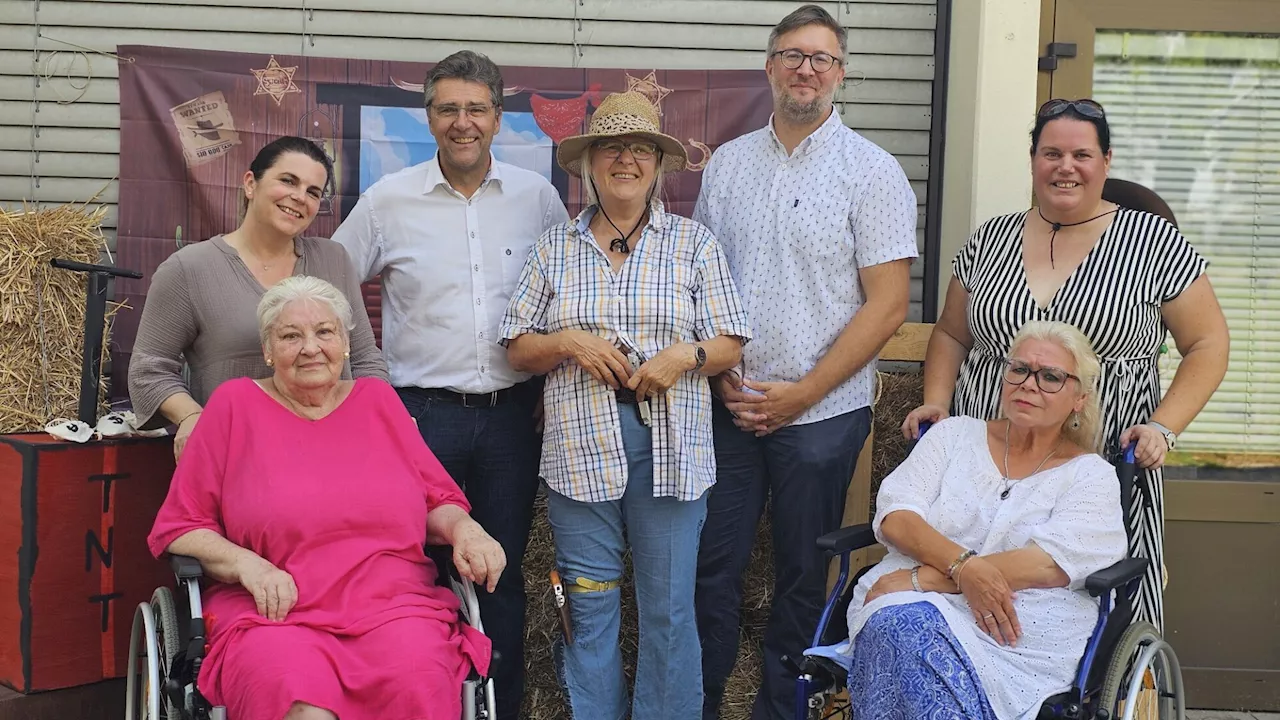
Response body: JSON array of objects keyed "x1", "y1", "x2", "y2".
[{"x1": 556, "y1": 91, "x2": 688, "y2": 176}]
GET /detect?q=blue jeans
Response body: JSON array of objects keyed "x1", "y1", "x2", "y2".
[
  {"x1": 696, "y1": 402, "x2": 872, "y2": 720},
  {"x1": 548, "y1": 403, "x2": 709, "y2": 720},
  {"x1": 397, "y1": 383, "x2": 541, "y2": 720}
]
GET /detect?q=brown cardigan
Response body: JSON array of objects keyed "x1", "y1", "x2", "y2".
[{"x1": 128, "y1": 235, "x2": 389, "y2": 428}]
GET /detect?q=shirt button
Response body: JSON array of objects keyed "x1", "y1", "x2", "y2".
[
  {"x1": 471, "y1": 232, "x2": 476, "y2": 238},
  {"x1": 476, "y1": 299, "x2": 482, "y2": 306},
  {"x1": 505, "y1": 249, "x2": 512, "y2": 256},
  {"x1": 474, "y1": 264, "x2": 480, "y2": 272},
  {"x1": 478, "y1": 331, "x2": 485, "y2": 339}
]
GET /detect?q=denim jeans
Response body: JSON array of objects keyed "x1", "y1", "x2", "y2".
[
  {"x1": 397, "y1": 383, "x2": 541, "y2": 720},
  {"x1": 696, "y1": 402, "x2": 872, "y2": 720},
  {"x1": 547, "y1": 403, "x2": 708, "y2": 720}
]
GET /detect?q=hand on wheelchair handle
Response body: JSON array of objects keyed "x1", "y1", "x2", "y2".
[
  {"x1": 452, "y1": 523, "x2": 507, "y2": 594},
  {"x1": 902, "y1": 404, "x2": 948, "y2": 440},
  {"x1": 957, "y1": 557, "x2": 1021, "y2": 647},
  {"x1": 1120, "y1": 423, "x2": 1167, "y2": 470},
  {"x1": 235, "y1": 554, "x2": 298, "y2": 622}
]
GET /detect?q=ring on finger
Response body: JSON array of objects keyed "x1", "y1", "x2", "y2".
[{"x1": 982, "y1": 612, "x2": 995, "y2": 620}]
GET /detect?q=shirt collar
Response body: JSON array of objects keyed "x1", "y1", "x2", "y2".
[
  {"x1": 423, "y1": 152, "x2": 502, "y2": 195},
  {"x1": 572, "y1": 200, "x2": 668, "y2": 238},
  {"x1": 766, "y1": 106, "x2": 843, "y2": 157}
]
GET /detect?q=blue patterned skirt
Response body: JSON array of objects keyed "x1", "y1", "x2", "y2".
[{"x1": 848, "y1": 602, "x2": 998, "y2": 720}]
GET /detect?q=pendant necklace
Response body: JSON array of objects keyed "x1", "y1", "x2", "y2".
[
  {"x1": 598, "y1": 205, "x2": 648, "y2": 255},
  {"x1": 999, "y1": 419, "x2": 1061, "y2": 500},
  {"x1": 1037, "y1": 206, "x2": 1118, "y2": 267}
]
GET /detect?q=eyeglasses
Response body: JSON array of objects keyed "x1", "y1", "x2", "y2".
[
  {"x1": 593, "y1": 140, "x2": 659, "y2": 160},
  {"x1": 1038, "y1": 98, "x2": 1106, "y2": 120},
  {"x1": 771, "y1": 49, "x2": 842, "y2": 73},
  {"x1": 1002, "y1": 359, "x2": 1080, "y2": 394},
  {"x1": 429, "y1": 104, "x2": 494, "y2": 119}
]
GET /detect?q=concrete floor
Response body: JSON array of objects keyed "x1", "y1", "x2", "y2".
[{"x1": 1187, "y1": 707, "x2": 1280, "y2": 712}]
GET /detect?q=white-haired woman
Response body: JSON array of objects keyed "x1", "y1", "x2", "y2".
[
  {"x1": 148, "y1": 276, "x2": 504, "y2": 720},
  {"x1": 500, "y1": 91, "x2": 752, "y2": 719},
  {"x1": 842, "y1": 321, "x2": 1127, "y2": 719}
]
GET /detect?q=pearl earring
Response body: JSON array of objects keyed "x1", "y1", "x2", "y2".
[
  {"x1": 343, "y1": 350, "x2": 350, "y2": 359},
  {"x1": 266, "y1": 358, "x2": 274, "y2": 366},
  {"x1": 1069, "y1": 412, "x2": 1080, "y2": 429}
]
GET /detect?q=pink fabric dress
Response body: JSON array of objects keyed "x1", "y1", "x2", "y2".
[{"x1": 148, "y1": 377, "x2": 490, "y2": 720}]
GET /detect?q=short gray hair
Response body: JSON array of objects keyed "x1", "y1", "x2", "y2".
[
  {"x1": 423, "y1": 50, "x2": 504, "y2": 114},
  {"x1": 768, "y1": 4, "x2": 848, "y2": 58},
  {"x1": 257, "y1": 275, "x2": 354, "y2": 348},
  {"x1": 580, "y1": 146, "x2": 667, "y2": 208}
]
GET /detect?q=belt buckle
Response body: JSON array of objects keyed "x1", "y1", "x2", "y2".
[{"x1": 462, "y1": 391, "x2": 497, "y2": 409}]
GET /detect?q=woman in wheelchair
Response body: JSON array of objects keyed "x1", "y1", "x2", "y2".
[
  {"x1": 147, "y1": 276, "x2": 506, "y2": 720},
  {"x1": 844, "y1": 321, "x2": 1128, "y2": 719}
]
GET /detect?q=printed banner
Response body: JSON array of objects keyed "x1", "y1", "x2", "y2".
[{"x1": 113, "y1": 45, "x2": 772, "y2": 400}]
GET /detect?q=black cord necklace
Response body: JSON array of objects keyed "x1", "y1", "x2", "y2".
[
  {"x1": 1037, "y1": 206, "x2": 1119, "y2": 267},
  {"x1": 598, "y1": 204, "x2": 648, "y2": 255}
]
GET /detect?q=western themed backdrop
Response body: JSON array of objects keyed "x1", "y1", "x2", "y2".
[{"x1": 112, "y1": 45, "x2": 774, "y2": 400}]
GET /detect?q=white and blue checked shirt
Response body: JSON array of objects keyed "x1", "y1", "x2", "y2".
[
  {"x1": 694, "y1": 110, "x2": 919, "y2": 425},
  {"x1": 500, "y1": 204, "x2": 752, "y2": 503}
]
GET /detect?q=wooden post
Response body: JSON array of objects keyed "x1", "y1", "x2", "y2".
[{"x1": 828, "y1": 322, "x2": 933, "y2": 592}]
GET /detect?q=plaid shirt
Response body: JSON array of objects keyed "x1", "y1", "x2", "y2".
[{"x1": 500, "y1": 204, "x2": 752, "y2": 502}]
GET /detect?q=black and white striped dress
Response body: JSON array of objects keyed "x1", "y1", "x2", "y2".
[{"x1": 951, "y1": 207, "x2": 1207, "y2": 631}]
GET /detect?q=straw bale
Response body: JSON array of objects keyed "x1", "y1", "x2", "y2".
[
  {"x1": 519, "y1": 369, "x2": 925, "y2": 720},
  {"x1": 0, "y1": 203, "x2": 115, "y2": 433}
]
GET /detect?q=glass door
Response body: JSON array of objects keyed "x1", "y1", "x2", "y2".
[{"x1": 1039, "y1": 0, "x2": 1280, "y2": 711}]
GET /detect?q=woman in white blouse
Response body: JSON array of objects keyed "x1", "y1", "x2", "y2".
[{"x1": 844, "y1": 320, "x2": 1127, "y2": 719}]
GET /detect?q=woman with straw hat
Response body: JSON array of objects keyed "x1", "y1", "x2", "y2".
[{"x1": 500, "y1": 91, "x2": 753, "y2": 719}]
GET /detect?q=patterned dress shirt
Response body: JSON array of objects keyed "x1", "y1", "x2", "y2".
[
  {"x1": 694, "y1": 110, "x2": 919, "y2": 424},
  {"x1": 500, "y1": 204, "x2": 752, "y2": 502}
]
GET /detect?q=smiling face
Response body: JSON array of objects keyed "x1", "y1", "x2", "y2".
[
  {"x1": 427, "y1": 77, "x2": 500, "y2": 180},
  {"x1": 1000, "y1": 338, "x2": 1087, "y2": 431},
  {"x1": 587, "y1": 135, "x2": 660, "y2": 207},
  {"x1": 1032, "y1": 117, "x2": 1112, "y2": 218},
  {"x1": 264, "y1": 298, "x2": 349, "y2": 395},
  {"x1": 243, "y1": 151, "x2": 327, "y2": 237},
  {"x1": 765, "y1": 24, "x2": 845, "y2": 125}
]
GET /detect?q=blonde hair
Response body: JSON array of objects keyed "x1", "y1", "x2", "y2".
[
  {"x1": 1006, "y1": 320, "x2": 1104, "y2": 452},
  {"x1": 580, "y1": 146, "x2": 667, "y2": 209},
  {"x1": 256, "y1": 275, "x2": 353, "y2": 349}
]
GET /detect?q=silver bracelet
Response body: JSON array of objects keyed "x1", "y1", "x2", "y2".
[{"x1": 911, "y1": 566, "x2": 923, "y2": 593}]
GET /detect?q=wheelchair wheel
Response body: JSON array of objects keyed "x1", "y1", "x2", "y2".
[
  {"x1": 125, "y1": 601, "x2": 161, "y2": 720},
  {"x1": 151, "y1": 587, "x2": 181, "y2": 719},
  {"x1": 1097, "y1": 621, "x2": 1186, "y2": 720}
]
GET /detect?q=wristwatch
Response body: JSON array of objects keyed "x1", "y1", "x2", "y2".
[
  {"x1": 1147, "y1": 421, "x2": 1177, "y2": 451},
  {"x1": 692, "y1": 344, "x2": 707, "y2": 372}
]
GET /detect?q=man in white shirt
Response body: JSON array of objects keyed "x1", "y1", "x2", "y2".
[
  {"x1": 691, "y1": 6, "x2": 918, "y2": 719},
  {"x1": 332, "y1": 50, "x2": 568, "y2": 720}
]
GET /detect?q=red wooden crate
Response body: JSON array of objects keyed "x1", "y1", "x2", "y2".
[{"x1": 0, "y1": 434, "x2": 175, "y2": 693}]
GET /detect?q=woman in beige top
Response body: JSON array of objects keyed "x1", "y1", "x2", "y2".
[{"x1": 129, "y1": 136, "x2": 388, "y2": 459}]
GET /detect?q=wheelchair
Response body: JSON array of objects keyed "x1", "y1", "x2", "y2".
[
  {"x1": 791, "y1": 436, "x2": 1186, "y2": 720},
  {"x1": 124, "y1": 552, "x2": 497, "y2": 720}
]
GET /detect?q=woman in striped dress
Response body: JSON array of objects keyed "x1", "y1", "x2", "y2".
[{"x1": 903, "y1": 99, "x2": 1230, "y2": 630}]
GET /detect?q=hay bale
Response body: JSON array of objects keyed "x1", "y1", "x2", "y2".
[
  {"x1": 519, "y1": 370, "x2": 924, "y2": 719},
  {"x1": 0, "y1": 204, "x2": 114, "y2": 433}
]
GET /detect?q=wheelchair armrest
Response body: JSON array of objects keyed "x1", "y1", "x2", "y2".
[
  {"x1": 169, "y1": 554, "x2": 205, "y2": 580},
  {"x1": 1084, "y1": 557, "x2": 1150, "y2": 597},
  {"x1": 816, "y1": 523, "x2": 876, "y2": 556}
]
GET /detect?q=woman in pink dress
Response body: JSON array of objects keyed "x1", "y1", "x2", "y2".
[{"x1": 148, "y1": 275, "x2": 506, "y2": 720}]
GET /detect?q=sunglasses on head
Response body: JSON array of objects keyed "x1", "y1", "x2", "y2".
[{"x1": 1038, "y1": 98, "x2": 1106, "y2": 120}]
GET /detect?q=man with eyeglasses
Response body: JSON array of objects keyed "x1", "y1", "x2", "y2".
[
  {"x1": 692, "y1": 5, "x2": 919, "y2": 718},
  {"x1": 332, "y1": 50, "x2": 568, "y2": 720}
]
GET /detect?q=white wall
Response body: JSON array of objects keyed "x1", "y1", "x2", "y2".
[{"x1": 937, "y1": 0, "x2": 1040, "y2": 313}]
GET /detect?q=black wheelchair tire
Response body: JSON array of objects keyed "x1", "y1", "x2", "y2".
[
  {"x1": 1097, "y1": 620, "x2": 1162, "y2": 719},
  {"x1": 151, "y1": 587, "x2": 181, "y2": 720}
]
